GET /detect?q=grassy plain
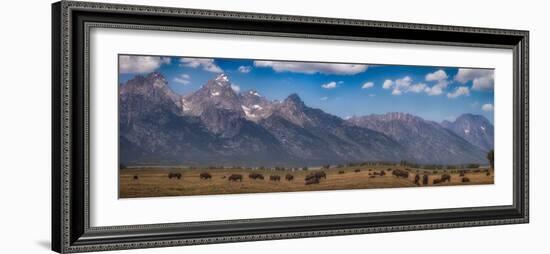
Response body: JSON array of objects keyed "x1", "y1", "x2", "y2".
[{"x1": 119, "y1": 165, "x2": 494, "y2": 198}]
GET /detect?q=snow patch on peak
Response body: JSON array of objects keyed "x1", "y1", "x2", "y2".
[
  {"x1": 215, "y1": 73, "x2": 229, "y2": 83},
  {"x1": 248, "y1": 90, "x2": 261, "y2": 97},
  {"x1": 464, "y1": 129, "x2": 470, "y2": 134},
  {"x1": 480, "y1": 126, "x2": 486, "y2": 131},
  {"x1": 211, "y1": 91, "x2": 220, "y2": 96}
]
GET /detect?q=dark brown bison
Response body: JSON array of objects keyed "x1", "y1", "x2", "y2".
[
  {"x1": 387, "y1": 168, "x2": 393, "y2": 171},
  {"x1": 305, "y1": 177, "x2": 320, "y2": 185},
  {"x1": 486, "y1": 172, "x2": 491, "y2": 176},
  {"x1": 422, "y1": 174, "x2": 429, "y2": 185},
  {"x1": 133, "y1": 175, "x2": 139, "y2": 180},
  {"x1": 285, "y1": 174, "x2": 294, "y2": 181},
  {"x1": 338, "y1": 170, "x2": 345, "y2": 174},
  {"x1": 414, "y1": 174, "x2": 420, "y2": 185},
  {"x1": 270, "y1": 175, "x2": 281, "y2": 181},
  {"x1": 249, "y1": 173, "x2": 264, "y2": 180},
  {"x1": 228, "y1": 174, "x2": 243, "y2": 182},
  {"x1": 200, "y1": 172, "x2": 212, "y2": 180},
  {"x1": 168, "y1": 172, "x2": 182, "y2": 179},
  {"x1": 380, "y1": 170, "x2": 386, "y2": 176},
  {"x1": 315, "y1": 171, "x2": 327, "y2": 179},
  {"x1": 392, "y1": 169, "x2": 409, "y2": 178},
  {"x1": 441, "y1": 174, "x2": 451, "y2": 183},
  {"x1": 354, "y1": 169, "x2": 361, "y2": 173},
  {"x1": 369, "y1": 175, "x2": 376, "y2": 178},
  {"x1": 433, "y1": 178, "x2": 442, "y2": 184},
  {"x1": 462, "y1": 177, "x2": 470, "y2": 183},
  {"x1": 459, "y1": 171, "x2": 465, "y2": 177}
]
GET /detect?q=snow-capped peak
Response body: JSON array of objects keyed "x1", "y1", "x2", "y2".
[
  {"x1": 248, "y1": 90, "x2": 261, "y2": 97},
  {"x1": 215, "y1": 73, "x2": 230, "y2": 84}
]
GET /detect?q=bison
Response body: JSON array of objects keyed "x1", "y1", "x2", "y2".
[
  {"x1": 200, "y1": 172, "x2": 212, "y2": 180},
  {"x1": 249, "y1": 173, "x2": 264, "y2": 180},
  {"x1": 486, "y1": 172, "x2": 491, "y2": 176},
  {"x1": 462, "y1": 177, "x2": 470, "y2": 183},
  {"x1": 228, "y1": 174, "x2": 243, "y2": 182},
  {"x1": 433, "y1": 178, "x2": 442, "y2": 184},
  {"x1": 338, "y1": 170, "x2": 345, "y2": 174},
  {"x1": 315, "y1": 171, "x2": 327, "y2": 179},
  {"x1": 270, "y1": 175, "x2": 281, "y2": 181},
  {"x1": 440, "y1": 174, "x2": 451, "y2": 183},
  {"x1": 422, "y1": 174, "x2": 429, "y2": 185},
  {"x1": 392, "y1": 169, "x2": 409, "y2": 178},
  {"x1": 133, "y1": 175, "x2": 138, "y2": 180},
  {"x1": 168, "y1": 172, "x2": 182, "y2": 179},
  {"x1": 305, "y1": 177, "x2": 320, "y2": 185},
  {"x1": 414, "y1": 174, "x2": 420, "y2": 185},
  {"x1": 354, "y1": 169, "x2": 361, "y2": 173},
  {"x1": 459, "y1": 171, "x2": 466, "y2": 177},
  {"x1": 285, "y1": 174, "x2": 294, "y2": 181}
]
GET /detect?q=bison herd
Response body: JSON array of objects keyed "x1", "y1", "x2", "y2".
[{"x1": 130, "y1": 167, "x2": 489, "y2": 188}]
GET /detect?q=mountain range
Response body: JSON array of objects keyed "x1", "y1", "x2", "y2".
[{"x1": 119, "y1": 72, "x2": 494, "y2": 167}]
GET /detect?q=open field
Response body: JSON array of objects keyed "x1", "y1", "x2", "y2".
[{"x1": 119, "y1": 165, "x2": 494, "y2": 198}]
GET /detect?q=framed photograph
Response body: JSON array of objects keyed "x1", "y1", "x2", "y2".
[{"x1": 52, "y1": 1, "x2": 529, "y2": 253}]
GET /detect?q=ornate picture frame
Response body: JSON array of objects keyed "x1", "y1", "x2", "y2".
[{"x1": 52, "y1": 1, "x2": 529, "y2": 253}]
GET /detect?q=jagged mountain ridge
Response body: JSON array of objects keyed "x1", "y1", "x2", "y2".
[
  {"x1": 441, "y1": 114, "x2": 494, "y2": 152},
  {"x1": 119, "y1": 72, "x2": 492, "y2": 166},
  {"x1": 346, "y1": 113, "x2": 488, "y2": 164}
]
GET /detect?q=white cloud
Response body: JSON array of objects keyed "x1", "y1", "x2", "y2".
[
  {"x1": 382, "y1": 80, "x2": 393, "y2": 89},
  {"x1": 482, "y1": 103, "x2": 494, "y2": 112},
  {"x1": 424, "y1": 86, "x2": 444, "y2": 96},
  {"x1": 426, "y1": 70, "x2": 448, "y2": 82},
  {"x1": 173, "y1": 74, "x2": 192, "y2": 85},
  {"x1": 447, "y1": 86, "x2": 470, "y2": 98},
  {"x1": 454, "y1": 68, "x2": 494, "y2": 91},
  {"x1": 231, "y1": 84, "x2": 240, "y2": 92},
  {"x1": 254, "y1": 61, "x2": 368, "y2": 75},
  {"x1": 119, "y1": 55, "x2": 171, "y2": 74},
  {"x1": 321, "y1": 81, "x2": 340, "y2": 89},
  {"x1": 408, "y1": 83, "x2": 427, "y2": 93},
  {"x1": 424, "y1": 70, "x2": 450, "y2": 96},
  {"x1": 361, "y1": 82, "x2": 374, "y2": 89},
  {"x1": 180, "y1": 58, "x2": 223, "y2": 73},
  {"x1": 383, "y1": 76, "x2": 425, "y2": 95},
  {"x1": 320, "y1": 96, "x2": 328, "y2": 101},
  {"x1": 238, "y1": 66, "x2": 252, "y2": 73}
]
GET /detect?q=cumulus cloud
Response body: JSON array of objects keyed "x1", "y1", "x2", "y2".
[
  {"x1": 482, "y1": 103, "x2": 494, "y2": 112},
  {"x1": 119, "y1": 55, "x2": 171, "y2": 74},
  {"x1": 321, "y1": 81, "x2": 342, "y2": 89},
  {"x1": 424, "y1": 70, "x2": 450, "y2": 96},
  {"x1": 180, "y1": 58, "x2": 223, "y2": 73},
  {"x1": 382, "y1": 76, "x2": 425, "y2": 95},
  {"x1": 254, "y1": 61, "x2": 368, "y2": 75},
  {"x1": 238, "y1": 66, "x2": 252, "y2": 73},
  {"x1": 447, "y1": 86, "x2": 470, "y2": 98},
  {"x1": 231, "y1": 84, "x2": 240, "y2": 92},
  {"x1": 382, "y1": 80, "x2": 393, "y2": 89},
  {"x1": 426, "y1": 70, "x2": 448, "y2": 82},
  {"x1": 173, "y1": 74, "x2": 191, "y2": 85},
  {"x1": 454, "y1": 68, "x2": 494, "y2": 91},
  {"x1": 424, "y1": 85, "x2": 444, "y2": 96},
  {"x1": 361, "y1": 82, "x2": 374, "y2": 89}
]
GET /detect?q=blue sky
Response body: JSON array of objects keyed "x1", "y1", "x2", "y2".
[{"x1": 119, "y1": 55, "x2": 495, "y2": 123}]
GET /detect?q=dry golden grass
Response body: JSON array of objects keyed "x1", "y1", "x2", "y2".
[{"x1": 119, "y1": 165, "x2": 494, "y2": 198}]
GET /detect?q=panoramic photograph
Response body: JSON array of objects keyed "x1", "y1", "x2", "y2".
[{"x1": 118, "y1": 54, "x2": 495, "y2": 198}]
